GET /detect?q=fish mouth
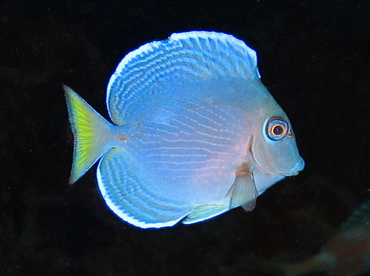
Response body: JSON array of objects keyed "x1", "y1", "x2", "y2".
[
  {"x1": 282, "y1": 157, "x2": 305, "y2": 176},
  {"x1": 251, "y1": 151, "x2": 305, "y2": 178}
]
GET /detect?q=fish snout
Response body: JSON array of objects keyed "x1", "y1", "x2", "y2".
[{"x1": 285, "y1": 157, "x2": 305, "y2": 176}]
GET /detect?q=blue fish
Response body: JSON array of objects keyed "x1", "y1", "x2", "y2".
[{"x1": 65, "y1": 31, "x2": 304, "y2": 228}]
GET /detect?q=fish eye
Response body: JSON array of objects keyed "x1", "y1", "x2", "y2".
[{"x1": 265, "y1": 117, "x2": 289, "y2": 141}]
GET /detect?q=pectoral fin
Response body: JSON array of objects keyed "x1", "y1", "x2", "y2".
[{"x1": 226, "y1": 164, "x2": 258, "y2": 211}]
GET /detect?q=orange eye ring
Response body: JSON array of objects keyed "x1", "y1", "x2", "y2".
[{"x1": 266, "y1": 116, "x2": 289, "y2": 141}]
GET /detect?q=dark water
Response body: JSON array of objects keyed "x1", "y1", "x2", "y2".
[{"x1": 1, "y1": 1, "x2": 369, "y2": 275}]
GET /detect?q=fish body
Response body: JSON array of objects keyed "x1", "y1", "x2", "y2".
[
  {"x1": 65, "y1": 31, "x2": 304, "y2": 228},
  {"x1": 280, "y1": 199, "x2": 370, "y2": 276}
]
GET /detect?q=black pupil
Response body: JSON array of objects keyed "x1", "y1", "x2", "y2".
[{"x1": 273, "y1": 125, "x2": 284, "y2": 135}]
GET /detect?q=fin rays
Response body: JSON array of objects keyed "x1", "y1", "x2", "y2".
[
  {"x1": 107, "y1": 31, "x2": 260, "y2": 124},
  {"x1": 97, "y1": 148, "x2": 192, "y2": 228},
  {"x1": 64, "y1": 85, "x2": 112, "y2": 184},
  {"x1": 226, "y1": 164, "x2": 258, "y2": 211}
]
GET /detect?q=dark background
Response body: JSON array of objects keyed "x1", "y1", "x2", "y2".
[{"x1": 1, "y1": 0, "x2": 369, "y2": 275}]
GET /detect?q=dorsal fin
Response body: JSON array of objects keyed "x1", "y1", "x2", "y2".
[{"x1": 106, "y1": 31, "x2": 260, "y2": 124}]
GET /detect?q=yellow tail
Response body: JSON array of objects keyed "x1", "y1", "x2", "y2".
[{"x1": 64, "y1": 85, "x2": 112, "y2": 184}]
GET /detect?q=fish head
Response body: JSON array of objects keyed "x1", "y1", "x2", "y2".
[{"x1": 250, "y1": 97, "x2": 304, "y2": 179}]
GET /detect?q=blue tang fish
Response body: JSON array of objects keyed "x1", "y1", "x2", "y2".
[{"x1": 64, "y1": 31, "x2": 304, "y2": 228}]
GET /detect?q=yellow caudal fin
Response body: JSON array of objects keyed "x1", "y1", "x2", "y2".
[{"x1": 64, "y1": 85, "x2": 112, "y2": 184}]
